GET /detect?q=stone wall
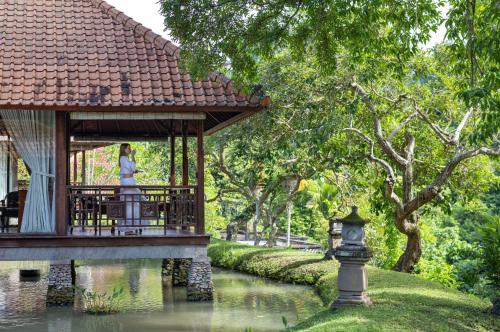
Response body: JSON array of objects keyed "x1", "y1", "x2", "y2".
[
  {"x1": 172, "y1": 258, "x2": 191, "y2": 286},
  {"x1": 46, "y1": 260, "x2": 74, "y2": 306},
  {"x1": 187, "y1": 260, "x2": 213, "y2": 301},
  {"x1": 161, "y1": 258, "x2": 174, "y2": 278}
]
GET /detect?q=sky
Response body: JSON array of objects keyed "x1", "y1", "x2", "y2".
[
  {"x1": 106, "y1": 0, "x2": 172, "y2": 39},
  {"x1": 106, "y1": 0, "x2": 446, "y2": 49}
]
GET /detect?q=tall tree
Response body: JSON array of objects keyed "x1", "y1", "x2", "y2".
[
  {"x1": 160, "y1": 0, "x2": 498, "y2": 271},
  {"x1": 343, "y1": 51, "x2": 498, "y2": 271},
  {"x1": 205, "y1": 53, "x2": 343, "y2": 245}
]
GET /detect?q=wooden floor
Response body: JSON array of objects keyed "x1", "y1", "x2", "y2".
[{"x1": 0, "y1": 226, "x2": 210, "y2": 248}]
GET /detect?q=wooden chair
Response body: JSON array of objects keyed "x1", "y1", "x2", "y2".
[{"x1": 0, "y1": 191, "x2": 19, "y2": 233}]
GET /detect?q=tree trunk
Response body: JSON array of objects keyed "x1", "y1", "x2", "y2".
[
  {"x1": 253, "y1": 199, "x2": 261, "y2": 246},
  {"x1": 267, "y1": 218, "x2": 277, "y2": 247},
  {"x1": 394, "y1": 230, "x2": 422, "y2": 272}
]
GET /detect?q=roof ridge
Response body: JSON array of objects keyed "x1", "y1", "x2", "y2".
[{"x1": 87, "y1": 0, "x2": 180, "y2": 58}]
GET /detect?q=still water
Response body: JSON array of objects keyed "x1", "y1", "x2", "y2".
[{"x1": 0, "y1": 260, "x2": 323, "y2": 332}]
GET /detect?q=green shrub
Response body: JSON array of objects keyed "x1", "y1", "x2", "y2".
[
  {"x1": 76, "y1": 286, "x2": 124, "y2": 315},
  {"x1": 208, "y1": 240, "x2": 496, "y2": 331}
]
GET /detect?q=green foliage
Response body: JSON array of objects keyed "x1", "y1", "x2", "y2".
[
  {"x1": 208, "y1": 240, "x2": 334, "y2": 285},
  {"x1": 445, "y1": 0, "x2": 500, "y2": 144},
  {"x1": 478, "y1": 217, "x2": 500, "y2": 299},
  {"x1": 282, "y1": 316, "x2": 289, "y2": 329},
  {"x1": 160, "y1": 0, "x2": 442, "y2": 82},
  {"x1": 75, "y1": 286, "x2": 124, "y2": 315},
  {"x1": 208, "y1": 240, "x2": 496, "y2": 331}
]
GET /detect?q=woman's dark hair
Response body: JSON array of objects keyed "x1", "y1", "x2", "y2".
[{"x1": 118, "y1": 143, "x2": 130, "y2": 167}]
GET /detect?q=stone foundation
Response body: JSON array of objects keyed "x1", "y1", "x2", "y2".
[
  {"x1": 187, "y1": 260, "x2": 213, "y2": 301},
  {"x1": 161, "y1": 258, "x2": 174, "y2": 279},
  {"x1": 46, "y1": 260, "x2": 74, "y2": 306},
  {"x1": 172, "y1": 258, "x2": 191, "y2": 286}
]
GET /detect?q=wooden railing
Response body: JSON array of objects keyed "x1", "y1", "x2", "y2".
[{"x1": 67, "y1": 185, "x2": 198, "y2": 236}]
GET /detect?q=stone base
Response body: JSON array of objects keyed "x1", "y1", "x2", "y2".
[
  {"x1": 47, "y1": 286, "x2": 74, "y2": 306},
  {"x1": 332, "y1": 291, "x2": 372, "y2": 308},
  {"x1": 187, "y1": 260, "x2": 213, "y2": 301},
  {"x1": 161, "y1": 258, "x2": 174, "y2": 278},
  {"x1": 173, "y1": 258, "x2": 191, "y2": 286},
  {"x1": 46, "y1": 260, "x2": 74, "y2": 306},
  {"x1": 333, "y1": 247, "x2": 372, "y2": 309}
]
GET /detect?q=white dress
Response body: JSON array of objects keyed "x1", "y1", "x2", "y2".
[{"x1": 118, "y1": 156, "x2": 144, "y2": 232}]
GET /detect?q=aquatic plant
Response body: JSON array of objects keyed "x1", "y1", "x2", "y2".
[
  {"x1": 75, "y1": 286, "x2": 124, "y2": 315},
  {"x1": 282, "y1": 316, "x2": 289, "y2": 329}
]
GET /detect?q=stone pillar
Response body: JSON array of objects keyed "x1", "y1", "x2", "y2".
[
  {"x1": 46, "y1": 260, "x2": 74, "y2": 306},
  {"x1": 172, "y1": 258, "x2": 191, "y2": 286},
  {"x1": 332, "y1": 248, "x2": 372, "y2": 308},
  {"x1": 161, "y1": 258, "x2": 174, "y2": 279},
  {"x1": 187, "y1": 258, "x2": 213, "y2": 301}
]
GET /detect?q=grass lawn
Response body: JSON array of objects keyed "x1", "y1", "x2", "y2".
[{"x1": 208, "y1": 240, "x2": 497, "y2": 332}]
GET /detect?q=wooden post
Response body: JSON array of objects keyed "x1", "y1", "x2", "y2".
[
  {"x1": 55, "y1": 112, "x2": 69, "y2": 235},
  {"x1": 182, "y1": 120, "x2": 189, "y2": 186},
  {"x1": 196, "y1": 120, "x2": 204, "y2": 234},
  {"x1": 81, "y1": 150, "x2": 86, "y2": 185},
  {"x1": 6, "y1": 136, "x2": 10, "y2": 193},
  {"x1": 72, "y1": 151, "x2": 78, "y2": 184},
  {"x1": 170, "y1": 128, "x2": 176, "y2": 187}
]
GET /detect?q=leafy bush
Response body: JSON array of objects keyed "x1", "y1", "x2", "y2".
[{"x1": 478, "y1": 218, "x2": 500, "y2": 303}]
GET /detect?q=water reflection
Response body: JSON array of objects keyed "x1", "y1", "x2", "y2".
[{"x1": 0, "y1": 260, "x2": 323, "y2": 332}]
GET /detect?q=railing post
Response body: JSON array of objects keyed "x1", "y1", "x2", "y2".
[{"x1": 196, "y1": 120, "x2": 205, "y2": 234}]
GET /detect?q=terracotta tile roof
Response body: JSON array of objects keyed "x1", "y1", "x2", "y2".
[{"x1": 0, "y1": 0, "x2": 263, "y2": 109}]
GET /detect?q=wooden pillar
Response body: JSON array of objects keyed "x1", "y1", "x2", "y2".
[
  {"x1": 6, "y1": 136, "x2": 10, "y2": 193},
  {"x1": 182, "y1": 120, "x2": 189, "y2": 186},
  {"x1": 196, "y1": 120, "x2": 204, "y2": 234},
  {"x1": 170, "y1": 128, "x2": 176, "y2": 187},
  {"x1": 81, "y1": 150, "x2": 86, "y2": 185},
  {"x1": 72, "y1": 151, "x2": 77, "y2": 184},
  {"x1": 55, "y1": 112, "x2": 69, "y2": 235}
]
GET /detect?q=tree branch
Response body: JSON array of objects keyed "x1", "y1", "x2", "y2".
[
  {"x1": 409, "y1": 100, "x2": 454, "y2": 145},
  {"x1": 452, "y1": 107, "x2": 473, "y2": 145},
  {"x1": 388, "y1": 112, "x2": 418, "y2": 143},
  {"x1": 344, "y1": 127, "x2": 404, "y2": 211},
  {"x1": 403, "y1": 145, "x2": 500, "y2": 219},
  {"x1": 211, "y1": 148, "x2": 253, "y2": 199},
  {"x1": 351, "y1": 82, "x2": 408, "y2": 167},
  {"x1": 206, "y1": 188, "x2": 242, "y2": 203}
]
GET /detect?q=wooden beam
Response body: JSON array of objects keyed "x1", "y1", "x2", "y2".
[
  {"x1": 55, "y1": 112, "x2": 69, "y2": 235},
  {"x1": 196, "y1": 120, "x2": 205, "y2": 234},
  {"x1": 70, "y1": 112, "x2": 206, "y2": 120},
  {"x1": 81, "y1": 150, "x2": 86, "y2": 185},
  {"x1": 205, "y1": 111, "x2": 256, "y2": 135},
  {"x1": 170, "y1": 127, "x2": 176, "y2": 186},
  {"x1": 0, "y1": 104, "x2": 261, "y2": 113},
  {"x1": 0, "y1": 235, "x2": 211, "y2": 248},
  {"x1": 182, "y1": 120, "x2": 189, "y2": 185}
]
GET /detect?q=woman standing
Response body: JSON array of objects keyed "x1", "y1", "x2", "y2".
[{"x1": 118, "y1": 143, "x2": 143, "y2": 235}]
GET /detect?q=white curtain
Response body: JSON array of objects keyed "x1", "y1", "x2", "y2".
[
  {"x1": 0, "y1": 143, "x2": 7, "y2": 199},
  {"x1": 0, "y1": 110, "x2": 55, "y2": 233}
]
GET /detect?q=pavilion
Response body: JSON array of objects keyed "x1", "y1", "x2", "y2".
[{"x1": 0, "y1": 0, "x2": 267, "y2": 302}]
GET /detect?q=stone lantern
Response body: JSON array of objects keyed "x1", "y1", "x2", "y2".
[{"x1": 332, "y1": 206, "x2": 372, "y2": 308}]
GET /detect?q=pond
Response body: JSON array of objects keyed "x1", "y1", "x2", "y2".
[{"x1": 0, "y1": 260, "x2": 324, "y2": 331}]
